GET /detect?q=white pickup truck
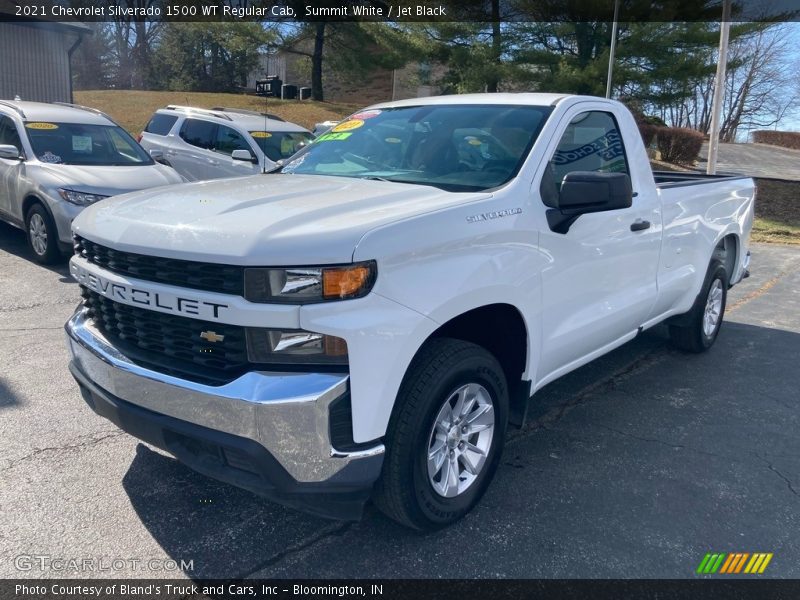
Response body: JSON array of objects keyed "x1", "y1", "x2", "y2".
[{"x1": 65, "y1": 94, "x2": 754, "y2": 530}]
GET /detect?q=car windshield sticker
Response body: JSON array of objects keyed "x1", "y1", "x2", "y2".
[
  {"x1": 72, "y1": 135, "x2": 92, "y2": 153},
  {"x1": 40, "y1": 151, "x2": 62, "y2": 163},
  {"x1": 552, "y1": 129, "x2": 624, "y2": 165},
  {"x1": 250, "y1": 131, "x2": 272, "y2": 138},
  {"x1": 350, "y1": 109, "x2": 381, "y2": 120},
  {"x1": 317, "y1": 132, "x2": 353, "y2": 142},
  {"x1": 25, "y1": 122, "x2": 59, "y2": 130},
  {"x1": 465, "y1": 136, "x2": 483, "y2": 146},
  {"x1": 332, "y1": 119, "x2": 364, "y2": 133},
  {"x1": 385, "y1": 137, "x2": 402, "y2": 144}
]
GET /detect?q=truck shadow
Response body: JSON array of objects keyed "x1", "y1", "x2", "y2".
[
  {"x1": 0, "y1": 221, "x2": 71, "y2": 277},
  {"x1": 121, "y1": 321, "x2": 800, "y2": 578}
]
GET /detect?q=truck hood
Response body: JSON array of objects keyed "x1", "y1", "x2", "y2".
[
  {"x1": 72, "y1": 174, "x2": 491, "y2": 265},
  {"x1": 34, "y1": 162, "x2": 183, "y2": 196}
]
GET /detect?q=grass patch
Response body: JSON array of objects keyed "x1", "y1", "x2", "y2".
[
  {"x1": 752, "y1": 178, "x2": 800, "y2": 245},
  {"x1": 74, "y1": 90, "x2": 358, "y2": 135}
]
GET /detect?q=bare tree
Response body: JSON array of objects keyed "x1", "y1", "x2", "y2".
[{"x1": 656, "y1": 23, "x2": 797, "y2": 141}]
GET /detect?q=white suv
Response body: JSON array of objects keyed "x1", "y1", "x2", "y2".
[{"x1": 138, "y1": 106, "x2": 314, "y2": 181}]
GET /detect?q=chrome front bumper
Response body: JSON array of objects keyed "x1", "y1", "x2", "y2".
[{"x1": 65, "y1": 309, "x2": 384, "y2": 486}]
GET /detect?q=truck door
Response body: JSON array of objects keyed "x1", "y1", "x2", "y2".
[{"x1": 535, "y1": 107, "x2": 661, "y2": 382}]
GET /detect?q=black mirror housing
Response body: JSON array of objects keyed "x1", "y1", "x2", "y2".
[
  {"x1": 558, "y1": 171, "x2": 632, "y2": 213},
  {"x1": 546, "y1": 171, "x2": 633, "y2": 234}
]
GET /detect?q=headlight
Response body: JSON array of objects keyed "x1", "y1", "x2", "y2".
[
  {"x1": 246, "y1": 328, "x2": 348, "y2": 365},
  {"x1": 58, "y1": 188, "x2": 109, "y2": 206},
  {"x1": 244, "y1": 261, "x2": 376, "y2": 304}
]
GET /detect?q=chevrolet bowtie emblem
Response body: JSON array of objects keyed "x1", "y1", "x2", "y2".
[{"x1": 200, "y1": 330, "x2": 225, "y2": 343}]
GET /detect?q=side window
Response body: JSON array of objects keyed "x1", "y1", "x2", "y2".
[
  {"x1": 214, "y1": 125, "x2": 251, "y2": 156},
  {"x1": 0, "y1": 116, "x2": 22, "y2": 149},
  {"x1": 549, "y1": 111, "x2": 629, "y2": 188},
  {"x1": 145, "y1": 114, "x2": 178, "y2": 136},
  {"x1": 179, "y1": 119, "x2": 217, "y2": 150}
]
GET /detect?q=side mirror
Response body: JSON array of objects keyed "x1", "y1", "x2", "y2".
[
  {"x1": 0, "y1": 144, "x2": 22, "y2": 160},
  {"x1": 232, "y1": 149, "x2": 255, "y2": 163},
  {"x1": 546, "y1": 171, "x2": 632, "y2": 233}
]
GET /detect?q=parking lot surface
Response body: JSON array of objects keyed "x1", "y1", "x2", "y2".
[{"x1": 0, "y1": 222, "x2": 798, "y2": 579}]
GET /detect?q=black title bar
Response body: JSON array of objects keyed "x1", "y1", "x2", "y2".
[{"x1": 3, "y1": 0, "x2": 800, "y2": 22}]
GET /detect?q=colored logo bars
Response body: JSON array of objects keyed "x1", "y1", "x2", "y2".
[{"x1": 696, "y1": 552, "x2": 773, "y2": 575}]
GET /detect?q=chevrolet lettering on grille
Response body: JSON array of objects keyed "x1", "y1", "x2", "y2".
[{"x1": 70, "y1": 261, "x2": 229, "y2": 320}]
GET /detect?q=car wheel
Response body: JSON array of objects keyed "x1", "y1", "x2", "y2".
[
  {"x1": 669, "y1": 259, "x2": 728, "y2": 353},
  {"x1": 25, "y1": 203, "x2": 61, "y2": 264},
  {"x1": 374, "y1": 338, "x2": 508, "y2": 530}
]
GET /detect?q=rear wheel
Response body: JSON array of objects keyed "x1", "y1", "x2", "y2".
[
  {"x1": 25, "y1": 203, "x2": 61, "y2": 264},
  {"x1": 669, "y1": 260, "x2": 728, "y2": 353},
  {"x1": 374, "y1": 338, "x2": 508, "y2": 530}
]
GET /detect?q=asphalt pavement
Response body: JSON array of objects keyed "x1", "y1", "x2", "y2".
[
  {"x1": 0, "y1": 221, "x2": 798, "y2": 579},
  {"x1": 696, "y1": 142, "x2": 800, "y2": 180}
]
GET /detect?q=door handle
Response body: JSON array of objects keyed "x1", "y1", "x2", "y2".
[{"x1": 630, "y1": 219, "x2": 651, "y2": 232}]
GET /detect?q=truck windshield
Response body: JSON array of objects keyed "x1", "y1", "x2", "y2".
[
  {"x1": 25, "y1": 122, "x2": 153, "y2": 166},
  {"x1": 279, "y1": 104, "x2": 552, "y2": 192}
]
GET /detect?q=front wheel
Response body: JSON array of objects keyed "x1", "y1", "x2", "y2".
[
  {"x1": 374, "y1": 338, "x2": 508, "y2": 530},
  {"x1": 25, "y1": 203, "x2": 61, "y2": 264},
  {"x1": 669, "y1": 260, "x2": 728, "y2": 353}
]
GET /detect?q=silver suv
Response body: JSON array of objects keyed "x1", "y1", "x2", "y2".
[
  {"x1": 138, "y1": 105, "x2": 314, "y2": 181},
  {"x1": 0, "y1": 100, "x2": 183, "y2": 263}
]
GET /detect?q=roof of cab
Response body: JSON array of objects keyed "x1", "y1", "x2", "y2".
[
  {"x1": 367, "y1": 92, "x2": 573, "y2": 110},
  {"x1": 0, "y1": 100, "x2": 115, "y2": 125},
  {"x1": 155, "y1": 106, "x2": 310, "y2": 133}
]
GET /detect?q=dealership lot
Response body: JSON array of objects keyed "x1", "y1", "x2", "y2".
[{"x1": 0, "y1": 221, "x2": 798, "y2": 579}]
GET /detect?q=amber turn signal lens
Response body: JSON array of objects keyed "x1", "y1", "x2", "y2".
[{"x1": 322, "y1": 265, "x2": 373, "y2": 299}]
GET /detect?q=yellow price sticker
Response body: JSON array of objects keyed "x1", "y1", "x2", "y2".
[
  {"x1": 332, "y1": 119, "x2": 364, "y2": 133},
  {"x1": 250, "y1": 131, "x2": 272, "y2": 138},
  {"x1": 25, "y1": 122, "x2": 59, "y2": 130}
]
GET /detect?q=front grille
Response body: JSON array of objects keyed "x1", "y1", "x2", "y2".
[
  {"x1": 74, "y1": 236, "x2": 244, "y2": 296},
  {"x1": 81, "y1": 288, "x2": 249, "y2": 385}
]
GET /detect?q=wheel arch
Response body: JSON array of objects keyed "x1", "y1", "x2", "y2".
[
  {"x1": 420, "y1": 302, "x2": 531, "y2": 426},
  {"x1": 712, "y1": 232, "x2": 739, "y2": 285},
  {"x1": 22, "y1": 194, "x2": 56, "y2": 225}
]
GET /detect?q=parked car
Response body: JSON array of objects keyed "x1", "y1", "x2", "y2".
[
  {"x1": 138, "y1": 105, "x2": 314, "y2": 181},
  {"x1": 66, "y1": 94, "x2": 754, "y2": 529},
  {"x1": 0, "y1": 100, "x2": 183, "y2": 263}
]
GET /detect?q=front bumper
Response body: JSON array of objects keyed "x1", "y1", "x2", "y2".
[{"x1": 65, "y1": 309, "x2": 384, "y2": 520}]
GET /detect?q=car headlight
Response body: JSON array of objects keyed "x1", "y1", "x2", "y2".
[
  {"x1": 58, "y1": 188, "x2": 109, "y2": 206},
  {"x1": 246, "y1": 328, "x2": 348, "y2": 365},
  {"x1": 244, "y1": 261, "x2": 377, "y2": 304}
]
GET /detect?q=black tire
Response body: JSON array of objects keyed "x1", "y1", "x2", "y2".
[
  {"x1": 25, "y1": 203, "x2": 61, "y2": 264},
  {"x1": 668, "y1": 259, "x2": 728, "y2": 353},
  {"x1": 374, "y1": 338, "x2": 509, "y2": 530}
]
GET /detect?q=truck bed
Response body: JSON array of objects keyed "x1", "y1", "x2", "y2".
[{"x1": 653, "y1": 170, "x2": 749, "y2": 188}]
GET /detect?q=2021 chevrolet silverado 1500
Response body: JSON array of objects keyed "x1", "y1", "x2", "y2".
[{"x1": 65, "y1": 94, "x2": 754, "y2": 529}]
